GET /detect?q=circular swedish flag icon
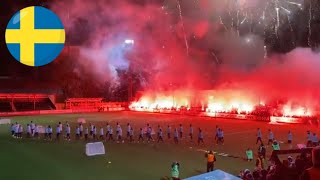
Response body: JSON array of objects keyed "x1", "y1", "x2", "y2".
[{"x1": 5, "y1": 6, "x2": 65, "y2": 67}]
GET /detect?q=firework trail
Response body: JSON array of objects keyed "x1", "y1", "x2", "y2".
[
  {"x1": 286, "y1": 13, "x2": 296, "y2": 47},
  {"x1": 236, "y1": 10, "x2": 240, "y2": 36},
  {"x1": 308, "y1": 1, "x2": 312, "y2": 47},
  {"x1": 240, "y1": 16, "x2": 247, "y2": 24},
  {"x1": 275, "y1": 7, "x2": 280, "y2": 38},
  {"x1": 176, "y1": 0, "x2": 189, "y2": 56},
  {"x1": 219, "y1": 15, "x2": 228, "y2": 31},
  {"x1": 211, "y1": 52, "x2": 220, "y2": 64},
  {"x1": 249, "y1": 13, "x2": 253, "y2": 33}
]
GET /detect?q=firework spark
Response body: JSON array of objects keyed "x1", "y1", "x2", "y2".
[{"x1": 176, "y1": 0, "x2": 189, "y2": 56}]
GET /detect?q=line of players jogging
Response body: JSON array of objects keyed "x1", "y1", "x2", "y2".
[
  {"x1": 10, "y1": 122, "x2": 215, "y2": 145},
  {"x1": 10, "y1": 121, "x2": 319, "y2": 148}
]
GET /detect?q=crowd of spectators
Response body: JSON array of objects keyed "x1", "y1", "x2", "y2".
[{"x1": 239, "y1": 146, "x2": 320, "y2": 180}]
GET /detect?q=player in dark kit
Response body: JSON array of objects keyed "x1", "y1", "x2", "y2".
[
  {"x1": 138, "y1": 128, "x2": 144, "y2": 142},
  {"x1": 56, "y1": 125, "x2": 61, "y2": 140},
  {"x1": 167, "y1": 125, "x2": 171, "y2": 139},
  {"x1": 48, "y1": 125, "x2": 52, "y2": 140},
  {"x1": 84, "y1": 127, "x2": 89, "y2": 141},
  {"x1": 99, "y1": 127, "x2": 104, "y2": 140},
  {"x1": 79, "y1": 123, "x2": 83, "y2": 137},
  {"x1": 258, "y1": 143, "x2": 266, "y2": 159},
  {"x1": 108, "y1": 127, "x2": 114, "y2": 141},
  {"x1": 189, "y1": 124, "x2": 193, "y2": 140},
  {"x1": 129, "y1": 127, "x2": 134, "y2": 142},
  {"x1": 126, "y1": 123, "x2": 131, "y2": 139},
  {"x1": 214, "y1": 125, "x2": 219, "y2": 140},
  {"x1": 179, "y1": 124, "x2": 183, "y2": 138},
  {"x1": 256, "y1": 128, "x2": 262, "y2": 144},
  {"x1": 174, "y1": 128, "x2": 179, "y2": 144},
  {"x1": 198, "y1": 128, "x2": 204, "y2": 146},
  {"x1": 157, "y1": 128, "x2": 164, "y2": 143},
  {"x1": 267, "y1": 129, "x2": 274, "y2": 145},
  {"x1": 90, "y1": 123, "x2": 94, "y2": 136},
  {"x1": 76, "y1": 126, "x2": 80, "y2": 140}
]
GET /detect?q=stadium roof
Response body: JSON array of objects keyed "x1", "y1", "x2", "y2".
[{"x1": 0, "y1": 89, "x2": 62, "y2": 94}]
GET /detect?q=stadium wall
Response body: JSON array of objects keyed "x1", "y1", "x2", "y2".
[
  {"x1": 131, "y1": 109, "x2": 306, "y2": 123},
  {"x1": 0, "y1": 105, "x2": 305, "y2": 124}
]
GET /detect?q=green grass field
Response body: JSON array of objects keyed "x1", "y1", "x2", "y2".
[{"x1": 0, "y1": 112, "x2": 318, "y2": 180}]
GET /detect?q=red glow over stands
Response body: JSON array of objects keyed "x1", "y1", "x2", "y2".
[
  {"x1": 129, "y1": 91, "x2": 317, "y2": 124},
  {"x1": 65, "y1": 98, "x2": 126, "y2": 112}
]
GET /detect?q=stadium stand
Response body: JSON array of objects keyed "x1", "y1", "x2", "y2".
[
  {"x1": 65, "y1": 98, "x2": 103, "y2": 110},
  {"x1": 0, "y1": 93, "x2": 56, "y2": 112},
  {"x1": 0, "y1": 101, "x2": 12, "y2": 112}
]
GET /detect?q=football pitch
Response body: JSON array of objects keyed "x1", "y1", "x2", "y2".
[{"x1": 0, "y1": 111, "x2": 318, "y2": 180}]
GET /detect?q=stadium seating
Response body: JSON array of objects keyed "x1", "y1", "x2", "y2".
[
  {"x1": 14, "y1": 102, "x2": 34, "y2": 111},
  {"x1": 65, "y1": 98, "x2": 103, "y2": 110},
  {"x1": 14, "y1": 101, "x2": 54, "y2": 111},
  {"x1": 0, "y1": 101, "x2": 12, "y2": 112},
  {"x1": 35, "y1": 99, "x2": 55, "y2": 110},
  {"x1": 0, "y1": 93, "x2": 56, "y2": 112}
]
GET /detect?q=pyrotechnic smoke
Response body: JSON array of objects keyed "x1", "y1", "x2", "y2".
[{"x1": 49, "y1": 0, "x2": 320, "y2": 111}]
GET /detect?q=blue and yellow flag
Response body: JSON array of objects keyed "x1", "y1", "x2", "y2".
[{"x1": 5, "y1": 6, "x2": 65, "y2": 67}]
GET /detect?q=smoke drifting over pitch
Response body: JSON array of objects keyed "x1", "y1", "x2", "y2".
[{"x1": 50, "y1": 0, "x2": 320, "y2": 110}]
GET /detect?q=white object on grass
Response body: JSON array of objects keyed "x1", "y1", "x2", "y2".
[
  {"x1": 0, "y1": 119, "x2": 11, "y2": 125},
  {"x1": 86, "y1": 142, "x2": 105, "y2": 156}
]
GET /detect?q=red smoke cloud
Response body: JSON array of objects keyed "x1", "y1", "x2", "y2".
[{"x1": 50, "y1": 0, "x2": 320, "y2": 115}]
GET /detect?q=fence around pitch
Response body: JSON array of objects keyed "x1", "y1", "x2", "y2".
[{"x1": 0, "y1": 108, "x2": 306, "y2": 123}]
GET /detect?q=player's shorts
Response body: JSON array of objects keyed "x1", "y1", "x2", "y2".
[
  {"x1": 90, "y1": 131, "x2": 93, "y2": 136},
  {"x1": 288, "y1": 140, "x2": 292, "y2": 143}
]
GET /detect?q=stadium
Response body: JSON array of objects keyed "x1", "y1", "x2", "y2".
[{"x1": 1, "y1": 0, "x2": 320, "y2": 180}]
